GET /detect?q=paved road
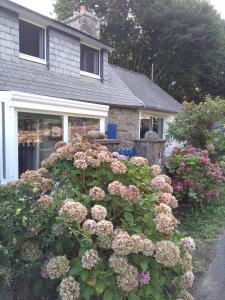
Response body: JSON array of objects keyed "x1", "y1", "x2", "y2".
[{"x1": 194, "y1": 233, "x2": 225, "y2": 300}]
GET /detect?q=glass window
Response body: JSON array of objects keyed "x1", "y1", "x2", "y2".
[
  {"x1": 140, "y1": 117, "x2": 164, "y2": 138},
  {"x1": 18, "y1": 112, "x2": 62, "y2": 176},
  {"x1": 68, "y1": 117, "x2": 100, "y2": 141},
  {"x1": 80, "y1": 44, "x2": 100, "y2": 75},
  {"x1": 19, "y1": 19, "x2": 45, "y2": 59}
]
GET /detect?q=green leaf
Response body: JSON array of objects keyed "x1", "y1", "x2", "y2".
[
  {"x1": 124, "y1": 212, "x2": 134, "y2": 223},
  {"x1": 81, "y1": 269, "x2": 89, "y2": 281},
  {"x1": 128, "y1": 293, "x2": 141, "y2": 300},
  {"x1": 103, "y1": 290, "x2": 114, "y2": 300}
]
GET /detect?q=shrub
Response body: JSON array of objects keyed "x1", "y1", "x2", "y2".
[
  {"x1": 206, "y1": 129, "x2": 225, "y2": 165},
  {"x1": 168, "y1": 96, "x2": 225, "y2": 149},
  {"x1": 167, "y1": 145, "x2": 225, "y2": 206},
  {"x1": 0, "y1": 137, "x2": 195, "y2": 299}
]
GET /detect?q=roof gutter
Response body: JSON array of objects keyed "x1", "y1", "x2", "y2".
[{"x1": 1, "y1": 0, "x2": 114, "y2": 52}]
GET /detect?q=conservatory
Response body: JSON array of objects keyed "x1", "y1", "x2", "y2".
[{"x1": 0, "y1": 91, "x2": 109, "y2": 183}]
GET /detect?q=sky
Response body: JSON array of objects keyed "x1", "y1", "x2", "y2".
[{"x1": 11, "y1": 0, "x2": 225, "y2": 19}]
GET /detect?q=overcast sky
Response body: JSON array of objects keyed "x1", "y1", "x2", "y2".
[{"x1": 11, "y1": 0, "x2": 225, "y2": 19}]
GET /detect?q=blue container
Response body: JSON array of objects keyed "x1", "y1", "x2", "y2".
[{"x1": 107, "y1": 123, "x2": 117, "y2": 139}]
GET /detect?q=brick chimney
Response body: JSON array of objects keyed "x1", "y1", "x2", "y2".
[{"x1": 63, "y1": 3, "x2": 100, "y2": 39}]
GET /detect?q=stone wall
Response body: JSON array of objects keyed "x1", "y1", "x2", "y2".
[
  {"x1": 134, "y1": 139, "x2": 166, "y2": 166},
  {"x1": 108, "y1": 107, "x2": 140, "y2": 147},
  {"x1": 0, "y1": 8, "x2": 19, "y2": 63}
]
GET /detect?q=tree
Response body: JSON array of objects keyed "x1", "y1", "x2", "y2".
[{"x1": 54, "y1": 0, "x2": 225, "y2": 102}]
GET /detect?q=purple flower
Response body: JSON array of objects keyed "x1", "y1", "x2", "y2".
[
  {"x1": 175, "y1": 182, "x2": 184, "y2": 192},
  {"x1": 138, "y1": 272, "x2": 151, "y2": 285}
]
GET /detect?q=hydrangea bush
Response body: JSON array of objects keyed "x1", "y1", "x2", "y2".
[
  {"x1": 167, "y1": 145, "x2": 225, "y2": 205},
  {"x1": 0, "y1": 137, "x2": 195, "y2": 299}
]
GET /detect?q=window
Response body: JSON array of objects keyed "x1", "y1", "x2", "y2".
[
  {"x1": 80, "y1": 44, "x2": 100, "y2": 76},
  {"x1": 140, "y1": 117, "x2": 164, "y2": 139},
  {"x1": 68, "y1": 117, "x2": 100, "y2": 141},
  {"x1": 18, "y1": 113, "x2": 62, "y2": 176},
  {"x1": 19, "y1": 19, "x2": 45, "y2": 61}
]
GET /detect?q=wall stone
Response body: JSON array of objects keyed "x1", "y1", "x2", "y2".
[
  {"x1": 48, "y1": 29, "x2": 80, "y2": 78},
  {"x1": 0, "y1": 8, "x2": 19, "y2": 63},
  {"x1": 108, "y1": 107, "x2": 140, "y2": 147},
  {"x1": 134, "y1": 139, "x2": 166, "y2": 166}
]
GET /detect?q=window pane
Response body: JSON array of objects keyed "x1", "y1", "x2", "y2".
[
  {"x1": 68, "y1": 117, "x2": 100, "y2": 141},
  {"x1": 19, "y1": 20, "x2": 45, "y2": 59},
  {"x1": 18, "y1": 113, "x2": 62, "y2": 176},
  {"x1": 80, "y1": 44, "x2": 99, "y2": 75},
  {"x1": 140, "y1": 119, "x2": 151, "y2": 138}
]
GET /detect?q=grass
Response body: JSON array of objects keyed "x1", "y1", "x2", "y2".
[{"x1": 178, "y1": 189, "x2": 225, "y2": 275}]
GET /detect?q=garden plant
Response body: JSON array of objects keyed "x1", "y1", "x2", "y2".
[
  {"x1": 0, "y1": 137, "x2": 195, "y2": 300},
  {"x1": 167, "y1": 146, "x2": 225, "y2": 207}
]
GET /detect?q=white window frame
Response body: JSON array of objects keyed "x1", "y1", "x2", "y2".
[
  {"x1": 80, "y1": 42, "x2": 101, "y2": 79},
  {"x1": 19, "y1": 18, "x2": 47, "y2": 65},
  {"x1": 0, "y1": 91, "x2": 109, "y2": 182}
]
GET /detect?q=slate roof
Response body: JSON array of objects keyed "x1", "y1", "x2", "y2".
[
  {"x1": 0, "y1": 60, "x2": 143, "y2": 108},
  {"x1": 112, "y1": 65, "x2": 181, "y2": 113}
]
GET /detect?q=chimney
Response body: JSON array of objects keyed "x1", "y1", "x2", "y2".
[
  {"x1": 79, "y1": 3, "x2": 86, "y2": 14},
  {"x1": 63, "y1": 3, "x2": 100, "y2": 39}
]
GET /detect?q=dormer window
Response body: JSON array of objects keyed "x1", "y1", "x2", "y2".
[
  {"x1": 19, "y1": 19, "x2": 46, "y2": 64},
  {"x1": 80, "y1": 43, "x2": 100, "y2": 79}
]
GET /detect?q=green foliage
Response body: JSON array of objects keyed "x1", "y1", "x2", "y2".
[
  {"x1": 167, "y1": 146, "x2": 225, "y2": 207},
  {"x1": 54, "y1": 0, "x2": 225, "y2": 101},
  {"x1": 0, "y1": 139, "x2": 193, "y2": 299},
  {"x1": 168, "y1": 96, "x2": 225, "y2": 148}
]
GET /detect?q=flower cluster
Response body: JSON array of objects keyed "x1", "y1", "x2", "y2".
[
  {"x1": 91, "y1": 205, "x2": 107, "y2": 220},
  {"x1": 138, "y1": 272, "x2": 151, "y2": 285},
  {"x1": 89, "y1": 186, "x2": 105, "y2": 201},
  {"x1": 154, "y1": 241, "x2": 180, "y2": 267},
  {"x1": 130, "y1": 156, "x2": 148, "y2": 166},
  {"x1": 111, "y1": 160, "x2": 127, "y2": 174},
  {"x1": 158, "y1": 193, "x2": 178, "y2": 208},
  {"x1": 21, "y1": 241, "x2": 41, "y2": 262},
  {"x1": 46, "y1": 256, "x2": 70, "y2": 279},
  {"x1": 59, "y1": 277, "x2": 80, "y2": 300},
  {"x1": 83, "y1": 219, "x2": 97, "y2": 234},
  {"x1": 181, "y1": 237, "x2": 196, "y2": 253},
  {"x1": 96, "y1": 220, "x2": 114, "y2": 236},
  {"x1": 59, "y1": 200, "x2": 88, "y2": 224},
  {"x1": 37, "y1": 195, "x2": 53, "y2": 207},
  {"x1": 108, "y1": 181, "x2": 140, "y2": 201},
  {"x1": 150, "y1": 164, "x2": 162, "y2": 176},
  {"x1": 10, "y1": 168, "x2": 53, "y2": 191},
  {"x1": 81, "y1": 249, "x2": 100, "y2": 270},
  {"x1": 154, "y1": 204, "x2": 177, "y2": 235},
  {"x1": 116, "y1": 264, "x2": 139, "y2": 292},
  {"x1": 179, "y1": 271, "x2": 195, "y2": 288}
]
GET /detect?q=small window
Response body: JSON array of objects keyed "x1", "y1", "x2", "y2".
[
  {"x1": 19, "y1": 19, "x2": 45, "y2": 60},
  {"x1": 140, "y1": 117, "x2": 164, "y2": 138},
  {"x1": 80, "y1": 44, "x2": 100, "y2": 76}
]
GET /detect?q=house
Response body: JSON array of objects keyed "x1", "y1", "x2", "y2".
[{"x1": 0, "y1": 0, "x2": 181, "y2": 183}]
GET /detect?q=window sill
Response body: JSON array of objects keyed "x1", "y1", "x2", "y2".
[
  {"x1": 80, "y1": 70, "x2": 101, "y2": 80},
  {"x1": 19, "y1": 53, "x2": 47, "y2": 65}
]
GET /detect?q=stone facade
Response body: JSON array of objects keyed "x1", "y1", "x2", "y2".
[
  {"x1": 134, "y1": 139, "x2": 166, "y2": 166},
  {"x1": 0, "y1": 8, "x2": 19, "y2": 63},
  {"x1": 108, "y1": 107, "x2": 140, "y2": 147},
  {"x1": 64, "y1": 11, "x2": 100, "y2": 39},
  {"x1": 48, "y1": 29, "x2": 80, "y2": 78}
]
